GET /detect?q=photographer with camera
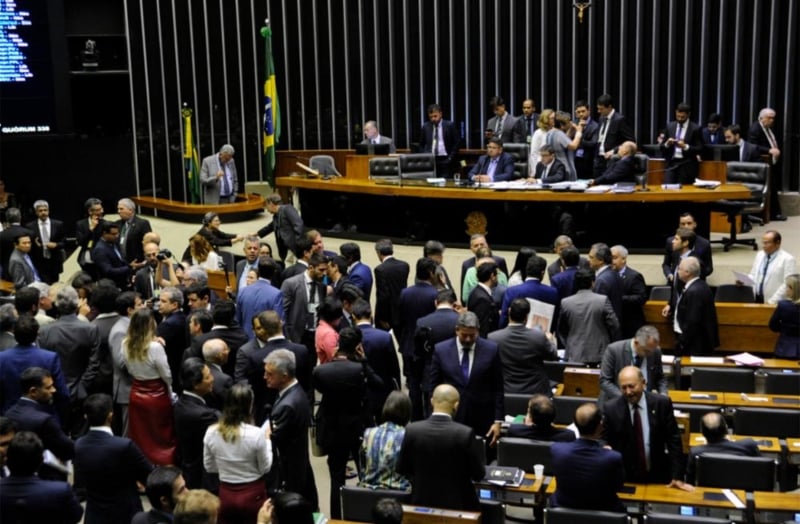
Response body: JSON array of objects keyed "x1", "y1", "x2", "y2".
[{"x1": 134, "y1": 242, "x2": 179, "y2": 304}]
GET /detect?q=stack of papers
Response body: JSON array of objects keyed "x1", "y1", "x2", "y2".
[
  {"x1": 694, "y1": 178, "x2": 722, "y2": 188},
  {"x1": 726, "y1": 352, "x2": 765, "y2": 367},
  {"x1": 585, "y1": 184, "x2": 612, "y2": 193}
]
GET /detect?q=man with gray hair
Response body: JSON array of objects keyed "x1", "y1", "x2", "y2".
[
  {"x1": 116, "y1": 198, "x2": 152, "y2": 265},
  {"x1": 661, "y1": 256, "x2": 719, "y2": 356},
  {"x1": 360, "y1": 120, "x2": 396, "y2": 153},
  {"x1": 0, "y1": 303, "x2": 18, "y2": 350},
  {"x1": 38, "y1": 285, "x2": 101, "y2": 435},
  {"x1": 430, "y1": 311, "x2": 504, "y2": 449},
  {"x1": 599, "y1": 325, "x2": 666, "y2": 404},
  {"x1": 25, "y1": 200, "x2": 66, "y2": 284},
  {"x1": 748, "y1": 107, "x2": 785, "y2": 221},
  {"x1": 28, "y1": 282, "x2": 55, "y2": 327},
  {"x1": 200, "y1": 144, "x2": 238, "y2": 204},
  {"x1": 263, "y1": 348, "x2": 318, "y2": 509},
  {"x1": 157, "y1": 287, "x2": 188, "y2": 387},
  {"x1": 610, "y1": 244, "x2": 647, "y2": 338},
  {"x1": 201, "y1": 339, "x2": 232, "y2": 410}
]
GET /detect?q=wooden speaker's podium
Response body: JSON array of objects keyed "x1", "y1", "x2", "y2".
[
  {"x1": 561, "y1": 367, "x2": 601, "y2": 397},
  {"x1": 207, "y1": 269, "x2": 237, "y2": 299}
]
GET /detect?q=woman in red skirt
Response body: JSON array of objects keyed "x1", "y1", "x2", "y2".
[
  {"x1": 124, "y1": 308, "x2": 177, "y2": 465},
  {"x1": 203, "y1": 383, "x2": 272, "y2": 524}
]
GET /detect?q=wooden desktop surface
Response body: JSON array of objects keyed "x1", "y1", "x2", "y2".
[
  {"x1": 689, "y1": 433, "x2": 782, "y2": 453},
  {"x1": 545, "y1": 479, "x2": 645, "y2": 502},
  {"x1": 753, "y1": 491, "x2": 800, "y2": 512},
  {"x1": 785, "y1": 439, "x2": 800, "y2": 465},
  {"x1": 678, "y1": 357, "x2": 800, "y2": 370},
  {"x1": 643, "y1": 485, "x2": 747, "y2": 510},
  {"x1": 669, "y1": 390, "x2": 727, "y2": 405},
  {"x1": 721, "y1": 392, "x2": 800, "y2": 409}
]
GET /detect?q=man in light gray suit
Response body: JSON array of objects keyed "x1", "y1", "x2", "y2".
[
  {"x1": 8, "y1": 234, "x2": 40, "y2": 290},
  {"x1": 280, "y1": 252, "x2": 328, "y2": 356},
  {"x1": 486, "y1": 96, "x2": 523, "y2": 143},
  {"x1": 200, "y1": 144, "x2": 238, "y2": 204},
  {"x1": 598, "y1": 325, "x2": 666, "y2": 404},
  {"x1": 558, "y1": 269, "x2": 620, "y2": 365},
  {"x1": 361, "y1": 121, "x2": 396, "y2": 153},
  {"x1": 108, "y1": 291, "x2": 138, "y2": 436},
  {"x1": 488, "y1": 298, "x2": 557, "y2": 396}
]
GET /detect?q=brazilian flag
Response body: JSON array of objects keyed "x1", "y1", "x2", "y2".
[
  {"x1": 261, "y1": 25, "x2": 280, "y2": 189},
  {"x1": 182, "y1": 106, "x2": 201, "y2": 204}
]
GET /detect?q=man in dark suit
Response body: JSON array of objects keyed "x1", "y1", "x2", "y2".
[
  {"x1": 531, "y1": 144, "x2": 567, "y2": 183},
  {"x1": 373, "y1": 238, "x2": 410, "y2": 332},
  {"x1": 0, "y1": 431, "x2": 83, "y2": 523},
  {"x1": 74, "y1": 394, "x2": 153, "y2": 524},
  {"x1": 748, "y1": 107, "x2": 785, "y2": 220},
  {"x1": 264, "y1": 349, "x2": 318, "y2": 509},
  {"x1": 466, "y1": 261, "x2": 499, "y2": 337},
  {"x1": 486, "y1": 96, "x2": 521, "y2": 143},
  {"x1": 418, "y1": 103, "x2": 461, "y2": 178},
  {"x1": 201, "y1": 339, "x2": 233, "y2": 411},
  {"x1": 8, "y1": 233, "x2": 40, "y2": 290},
  {"x1": 156, "y1": 287, "x2": 188, "y2": 388},
  {"x1": 74, "y1": 197, "x2": 104, "y2": 278},
  {"x1": 132, "y1": 466, "x2": 187, "y2": 524},
  {"x1": 513, "y1": 98, "x2": 540, "y2": 143},
  {"x1": 546, "y1": 235, "x2": 592, "y2": 281},
  {"x1": 662, "y1": 256, "x2": 719, "y2": 357},
  {"x1": 660, "y1": 103, "x2": 703, "y2": 184},
  {"x1": 397, "y1": 258, "x2": 439, "y2": 421},
  {"x1": 414, "y1": 289, "x2": 459, "y2": 419},
  {"x1": 589, "y1": 141, "x2": 638, "y2": 186},
  {"x1": 430, "y1": 311, "x2": 504, "y2": 449},
  {"x1": 186, "y1": 300, "x2": 248, "y2": 376},
  {"x1": 588, "y1": 243, "x2": 624, "y2": 327},
  {"x1": 26, "y1": 200, "x2": 66, "y2": 284},
  {"x1": 0, "y1": 208, "x2": 33, "y2": 281},
  {"x1": 459, "y1": 234, "x2": 509, "y2": 298},
  {"x1": 599, "y1": 325, "x2": 666, "y2": 405},
  {"x1": 499, "y1": 255, "x2": 559, "y2": 328},
  {"x1": 724, "y1": 124, "x2": 762, "y2": 162},
  {"x1": 353, "y1": 299, "x2": 401, "y2": 421},
  {"x1": 235, "y1": 256, "x2": 284, "y2": 339},
  {"x1": 489, "y1": 298, "x2": 557, "y2": 396},
  {"x1": 701, "y1": 113, "x2": 724, "y2": 145},
  {"x1": 550, "y1": 245, "x2": 582, "y2": 300},
  {"x1": 4, "y1": 367, "x2": 74, "y2": 478},
  {"x1": 507, "y1": 394, "x2": 576, "y2": 442},
  {"x1": 340, "y1": 242, "x2": 373, "y2": 300},
  {"x1": 611, "y1": 245, "x2": 648, "y2": 338},
  {"x1": 603, "y1": 366, "x2": 691, "y2": 490},
  {"x1": 551, "y1": 403, "x2": 625, "y2": 511},
  {"x1": 108, "y1": 292, "x2": 137, "y2": 436},
  {"x1": 116, "y1": 198, "x2": 152, "y2": 266},
  {"x1": 280, "y1": 236, "x2": 314, "y2": 283},
  {"x1": 280, "y1": 253, "x2": 328, "y2": 355},
  {"x1": 397, "y1": 384, "x2": 485, "y2": 511},
  {"x1": 661, "y1": 214, "x2": 713, "y2": 282},
  {"x1": 257, "y1": 193, "x2": 305, "y2": 262},
  {"x1": 173, "y1": 358, "x2": 219, "y2": 489},
  {"x1": 467, "y1": 138, "x2": 515, "y2": 183},
  {"x1": 92, "y1": 220, "x2": 132, "y2": 290},
  {"x1": 593, "y1": 94, "x2": 636, "y2": 178},
  {"x1": 574, "y1": 99, "x2": 600, "y2": 179},
  {"x1": 686, "y1": 412, "x2": 761, "y2": 483},
  {"x1": 89, "y1": 283, "x2": 120, "y2": 396},
  {"x1": 38, "y1": 285, "x2": 101, "y2": 435}
]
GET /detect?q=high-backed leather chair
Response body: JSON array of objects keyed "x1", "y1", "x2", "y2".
[
  {"x1": 763, "y1": 370, "x2": 800, "y2": 395},
  {"x1": 502, "y1": 142, "x2": 529, "y2": 180},
  {"x1": 504, "y1": 393, "x2": 530, "y2": 418},
  {"x1": 369, "y1": 157, "x2": 400, "y2": 178},
  {"x1": 649, "y1": 286, "x2": 672, "y2": 301},
  {"x1": 497, "y1": 437, "x2": 555, "y2": 474},
  {"x1": 714, "y1": 284, "x2": 755, "y2": 303},
  {"x1": 552, "y1": 396, "x2": 595, "y2": 426},
  {"x1": 733, "y1": 407, "x2": 800, "y2": 438},
  {"x1": 690, "y1": 368, "x2": 755, "y2": 393},
  {"x1": 695, "y1": 452, "x2": 777, "y2": 491},
  {"x1": 309, "y1": 154, "x2": 342, "y2": 177},
  {"x1": 398, "y1": 153, "x2": 437, "y2": 180},
  {"x1": 710, "y1": 161, "x2": 769, "y2": 251},
  {"x1": 340, "y1": 485, "x2": 410, "y2": 522}
]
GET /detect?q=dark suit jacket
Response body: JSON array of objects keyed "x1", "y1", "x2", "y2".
[
  {"x1": 358, "y1": 323, "x2": 401, "y2": 417},
  {"x1": 468, "y1": 152, "x2": 515, "y2": 182},
  {"x1": 550, "y1": 266, "x2": 578, "y2": 300},
  {"x1": 575, "y1": 118, "x2": 600, "y2": 178},
  {"x1": 418, "y1": 119, "x2": 460, "y2": 161},
  {"x1": 74, "y1": 429, "x2": 153, "y2": 524},
  {"x1": 75, "y1": 218, "x2": 103, "y2": 273},
  {"x1": 748, "y1": 121, "x2": 780, "y2": 155},
  {"x1": 0, "y1": 224, "x2": 34, "y2": 280},
  {"x1": 133, "y1": 266, "x2": 159, "y2": 301},
  {"x1": 397, "y1": 413, "x2": 484, "y2": 511},
  {"x1": 5, "y1": 399, "x2": 75, "y2": 462},
  {"x1": 701, "y1": 127, "x2": 725, "y2": 145},
  {"x1": 507, "y1": 423, "x2": 576, "y2": 442},
  {"x1": 173, "y1": 393, "x2": 220, "y2": 488},
  {"x1": 594, "y1": 155, "x2": 636, "y2": 185},
  {"x1": 603, "y1": 391, "x2": 685, "y2": 483},
  {"x1": 205, "y1": 363, "x2": 233, "y2": 411},
  {"x1": 187, "y1": 327, "x2": 249, "y2": 376},
  {"x1": 594, "y1": 266, "x2": 624, "y2": 326},
  {"x1": 0, "y1": 344, "x2": 69, "y2": 413},
  {"x1": 460, "y1": 255, "x2": 508, "y2": 299},
  {"x1": 92, "y1": 238, "x2": 132, "y2": 289},
  {"x1": 597, "y1": 112, "x2": 635, "y2": 156},
  {"x1": 116, "y1": 215, "x2": 152, "y2": 263},
  {"x1": 281, "y1": 261, "x2": 308, "y2": 283},
  {"x1": 269, "y1": 382, "x2": 317, "y2": 503},
  {"x1": 430, "y1": 337, "x2": 503, "y2": 435},
  {"x1": 739, "y1": 140, "x2": 762, "y2": 162},
  {"x1": 617, "y1": 266, "x2": 647, "y2": 338},
  {"x1": 25, "y1": 218, "x2": 66, "y2": 283},
  {"x1": 257, "y1": 204, "x2": 305, "y2": 261},
  {"x1": 662, "y1": 239, "x2": 714, "y2": 281},
  {"x1": 131, "y1": 509, "x2": 174, "y2": 524},
  {"x1": 686, "y1": 438, "x2": 760, "y2": 483},
  {"x1": 348, "y1": 261, "x2": 373, "y2": 299},
  {"x1": 156, "y1": 311, "x2": 188, "y2": 387},
  {"x1": 38, "y1": 314, "x2": 101, "y2": 402},
  {"x1": 769, "y1": 299, "x2": 800, "y2": 359},
  {"x1": 547, "y1": 256, "x2": 592, "y2": 282},
  {"x1": 551, "y1": 438, "x2": 625, "y2": 511},
  {"x1": 0, "y1": 475, "x2": 83, "y2": 523},
  {"x1": 499, "y1": 278, "x2": 560, "y2": 328},
  {"x1": 534, "y1": 159, "x2": 567, "y2": 183},
  {"x1": 397, "y1": 282, "x2": 439, "y2": 358},
  {"x1": 374, "y1": 257, "x2": 410, "y2": 331},
  {"x1": 671, "y1": 278, "x2": 720, "y2": 356},
  {"x1": 660, "y1": 120, "x2": 703, "y2": 183},
  {"x1": 467, "y1": 284, "x2": 498, "y2": 338},
  {"x1": 599, "y1": 338, "x2": 667, "y2": 404},
  {"x1": 8, "y1": 249, "x2": 37, "y2": 289},
  {"x1": 488, "y1": 324, "x2": 557, "y2": 395},
  {"x1": 415, "y1": 307, "x2": 460, "y2": 362}
]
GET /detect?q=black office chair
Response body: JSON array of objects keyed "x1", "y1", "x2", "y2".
[
  {"x1": 340, "y1": 485, "x2": 410, "y2": 523},
  {"x1": 763, "y1": 370, "x2": 800, "y2": 395},
  {"x1": 368, "y1": 157, "x2": 399, "y2": 178},
  {"x1": 497, "y1": 437, "x2": 554, "y2": 474},
  {"x1": 710, "y1": 161, "x2": 769, "y2": 252},
  {"x1": 714, "y1": 284, "x2": 755, "y2": 303},
  {"x1": 398, "y1": 153, "x2": 437, "y2": 180},
  {"x1": 649, "y1": 286, "x2": 672, "y2": 301},
  {"x1": 502, "y1": 142, "x2": 529, "y2": 180},
  {"x1": 671, "y1": 405, "x2": 723, "y2": 433},
  {"x1": 695, "y1": 452, "x2": 777, "y2": 491},
  {"x1": 479, "y1": 498, "x2": 506, "y2": 524},
  {"x1": 545, "y1": 507, "x2": 630, "y2": 523},
  {"x1": 640, "y1": 144, "x2": 663, "y2": 159},
  {"x1": 644, "y1": 512, "x2": 734, "y2": 523},
  {"x1": 553, "y1": 396, "x2": 595, "y2": 426},
  {"x1": 309, "y1": 154, "x2": 343, "y2": 177},
  {"x1": 691, "y1": 368, "x2": 755, "y2": 393},
  {"x1": 733, "y1": 407, "x2": 800, "y2": 438},
  {"x1": 504, "y1": 393, "x2": 530, "y2": 418}
]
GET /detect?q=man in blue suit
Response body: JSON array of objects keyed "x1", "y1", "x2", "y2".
[
  {"x1": 0, "y1": 431, "x2": 83, "y2": 523},
  {"x1": 499, "y1": 255, "x2": 560, "y2": 328},
  {"x1": 235, "y1": 256, "x2": 284, "y2": 339},
  {"x1": 91, "y1": 220, "x2": 132, "y2": 290},
  {"x1": 589, "y1": 141, "x2": 638, "y2": 186},
  {"x1": 430, "y1": 311, "x2": 504, "y2": 448},
  {"x1": 353, "y1": 299, "x2": 401, "y2": 421},
  {"x1": 0, "y1": 314, "x2": 68, "y2": 414},
  {"x1": 340, "y1": 242, "x2": 373, "y2": 300},
  {"x1": 551, "y1": 403, "x2": 625, "y2": 512},
  {"x1": 74, "y1": 393, "x2": 153, "y2": 524},
  {"x1": 468, "y1": 138, "x2": 515, "y2": 183}
]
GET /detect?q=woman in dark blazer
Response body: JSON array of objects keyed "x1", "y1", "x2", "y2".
[{"x1": 769, "y1": 274, "x2": 800, "y2": 359}]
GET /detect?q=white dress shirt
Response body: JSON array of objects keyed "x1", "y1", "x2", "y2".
[{"x1": 203, "y1": 422, "x2": 272, "y2": 483}]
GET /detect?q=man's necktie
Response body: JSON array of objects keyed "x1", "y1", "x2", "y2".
[
  {"x1": 633, "y1": 354, "x2": 643, "y2": 368},
  {"x1": 24, "y1": 254, "x2": 41, "y2": 281},
  {"x1": 40, "y1": 221, "x2": 50, "y2": 259},
  {"x1": 632, "y1": 404, "x2": 647, "y2": 479},
  {"x1": 431, "y1": 123, "x2": 439, "y2": 154},
  {"x1": 460, "y1": 346, "x2": 471, "y2": 383},
  {"x1": 757, "y1": 254, "x2": 772, "y2": 301},
  {"x1": 528, "y1": 118, "x2": 534, "y2": 136},
  {"x1": 221, "y1": 166, "x2": 231, "y2": 196},
  {"x1": 308, "y1": 281, "x2": 316, "y2": 304},
  {"x1": 495, "y1": 116, "x2": 503, "y2": 136}
]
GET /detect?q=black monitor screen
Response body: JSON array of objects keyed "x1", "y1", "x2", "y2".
[
  {"x1": 701, "y1": 144, "x2": 740, "y2": 162},
  {"x1": 355, "y1": 143, "x2": 391, "y2": 155}
]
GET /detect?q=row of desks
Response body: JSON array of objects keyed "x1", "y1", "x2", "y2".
[{"x1": 668, "y1": 390, "x2": 800, "y2": 410}]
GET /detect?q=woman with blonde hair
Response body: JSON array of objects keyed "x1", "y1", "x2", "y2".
[
  {"x1": 769, "y1": 273, "x2": 800, "y2": 359},
  {"x1": 203, "y1": 383, "x2": 272, "y2": 524},
  {"x1": 123, "y1": 308, "x2": 176, "y2": 465},
  {"x1": 189, "y1": 233, "x2": 221, "y2": 270},
  {"x1": 528, "y1": 109, "x2": 555, "y2": 173}
]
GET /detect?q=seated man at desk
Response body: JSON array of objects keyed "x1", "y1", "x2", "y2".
[
  {"x1": 467, "y1": 138, "x2": 515, "y2": 184},
  {"x1": 528, "y1": 144, "x2": 567, "y2": 183},
  {"x1": 507, "y1": 394, "x2": 576, "y2": 442},
  {"x1": 685, "y1": 412, "x2": 761, "y2": 483},
  {"x1": 361, "y1": 120, "x2": 396, "y2": 153},
  {"x1": 588, "y1": 141, "x2": 637, "y2": 186}
]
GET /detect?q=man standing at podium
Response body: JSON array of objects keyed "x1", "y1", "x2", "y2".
[
  {"x1": 418, "y1": 103, "x2": 460, "y2": 178},
  {"x1": 200, "y1": 144, "x2": 238, "y2": 204}
]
